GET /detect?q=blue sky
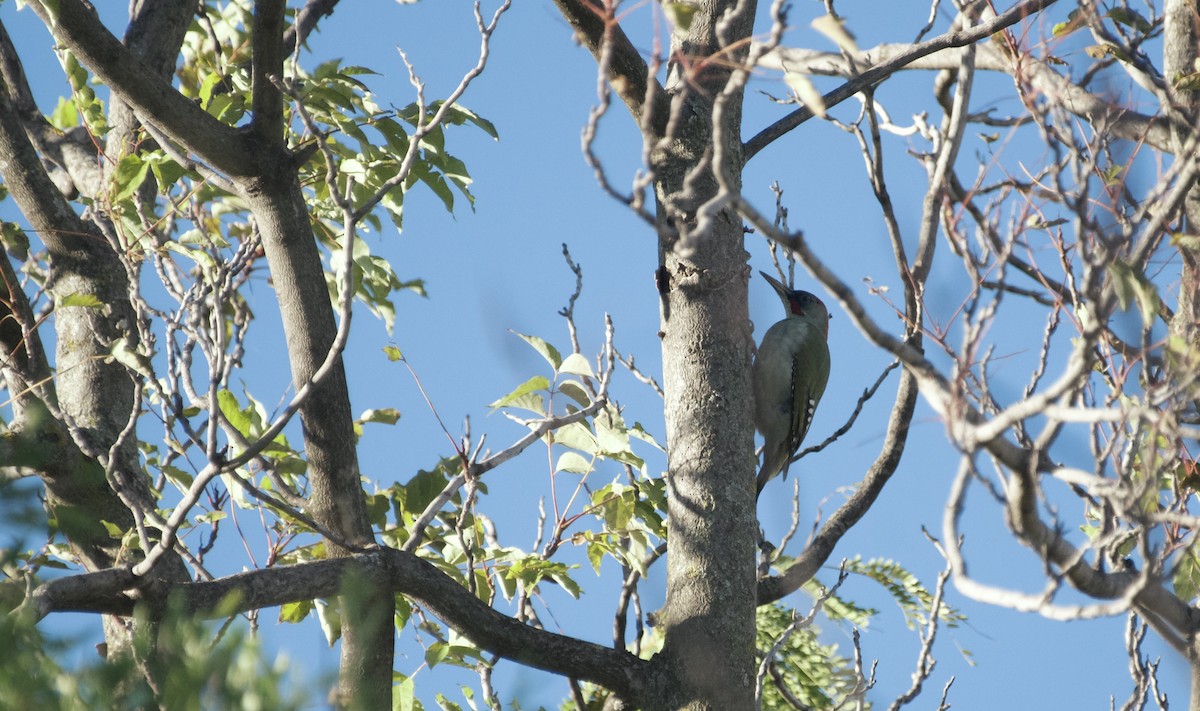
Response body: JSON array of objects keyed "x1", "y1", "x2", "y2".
[{"x1": 2, "y1": 1, "x2": 1188, "y2": 708}]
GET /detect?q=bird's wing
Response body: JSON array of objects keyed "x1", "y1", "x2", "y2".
[{"x1": 783, "y1": 330, "x2": 831, "y2": 473}]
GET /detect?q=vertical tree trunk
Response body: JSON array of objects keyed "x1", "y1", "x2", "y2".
[
  {"x1": 243, "y1": 175, "x2": 393, "y2": 709},
  {"x1": 1164, "y1": 0, "x2": 1200, "y2": 353},
  {"x1": 243, "y1": 5, "x2": 394, "y2": 703},
  {"x1": 0, "y1": 0, "x2": 193, "y2": 665},
  {"x1": 1147, "y1": 2, "x2": 1200, "y2": 707},
  {"x1": 650, "y1": 2, "x2": 759, "y2": 707}
]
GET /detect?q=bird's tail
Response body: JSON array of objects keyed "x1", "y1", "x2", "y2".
[{"x1": 755, "y1": 453, "x2": 791, "y2": 497}]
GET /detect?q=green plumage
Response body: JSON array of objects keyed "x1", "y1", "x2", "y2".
[{"x1": 753, "y1": 271, "x2": 831, "y2": 494}]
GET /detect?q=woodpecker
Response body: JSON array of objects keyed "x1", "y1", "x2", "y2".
[{"x1": 753, "y1": 270, "x2": 831, "y2": 495}]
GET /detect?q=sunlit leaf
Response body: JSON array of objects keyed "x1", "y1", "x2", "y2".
[
  {"x1": 552, "y1": 421, "x2": 598, "y2": 454},
  {"x1": 279, "y1": 599, "x2": 313, "y2": 624},
  {"x1": 108, "y1": 337, "x2": 154, "y2": 379},
  {"x1": 811, "y1": 14, "x2": 859, "y2": 53},
  {"x1": 1052, "y1": 9, "x2": 1084, "y2": 37},
  {"x1": 663, "y1": 2, "x2": 697, "y2": 30},
  {"x1": 511, "y1": 332, "x2": 562, "y2": 369},
  {"x1": 59, "y1": 292, "x2": 102, "y2": 308},
  {"x1": 556, "y1": 451, "x2": 592, "y2": 474},
  {"x1": 357, "y1": 407, "x2": 401, "y2": 425},
  {"x1": 489, "y1": 375, "x2": 550, "y2": 411},
  {"x1": 785, "y1": 72, "x2": 827, "y2": 118},
  {"x1": 315, "y1": 599, "x2": 341, "y2": 646},
  {"x1": 558, "y1": 352, "x2": 594, "y2": 377}
]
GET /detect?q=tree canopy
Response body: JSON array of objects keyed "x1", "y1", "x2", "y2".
[{"x1": 2, "y1": 1, "x2": 1199, "y2": 709}]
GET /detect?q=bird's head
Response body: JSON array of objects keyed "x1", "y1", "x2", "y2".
[{"x1": 759, "y1": 271, "x2": 830, "y2": 338}]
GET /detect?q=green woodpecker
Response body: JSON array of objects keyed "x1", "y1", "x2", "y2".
[{"x1": 753, "y1": 270, "x2": 831, "y2": 494}]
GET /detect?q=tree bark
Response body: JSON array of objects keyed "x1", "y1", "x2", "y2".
[
  {"x1": 1164, "y1": 0, "x2": 1200, "y2": 355},
  {"x1": 647, "y1": 2, "x2": 759, "y2": 708},
  {"x1": 1163, "y1": 2, "x2": 1200, "y2": 704},
  {"x1": 242, "y1": 4, "x2": 393, "y2": 707},
  {"x1": 0, "y1": 23, "x2": 190, "y2": 665},
  {"x1": 21, "y1": 1, "x2": 394, "y2": 704}
]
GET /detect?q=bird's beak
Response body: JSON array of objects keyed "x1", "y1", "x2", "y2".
[{"x1": 759, "y1": 270, "x2": 790, "y2": 300}]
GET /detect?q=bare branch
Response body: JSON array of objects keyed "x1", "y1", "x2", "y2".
[
  {"x1": 26, "y1": 0, "x2": 252, "y2": 176},
  {"x1": 745, "y1": 0, "x2": 1061, "y2": 159},
  {"x1": 28, "y1": 548, "x2": 649, "y2": 701},
  {"x1": 758, "y1": 367, "x2": 918, "y2": 603},
  {"x1": 550, "y1": 0, "x2": 669, "y2": 136}
]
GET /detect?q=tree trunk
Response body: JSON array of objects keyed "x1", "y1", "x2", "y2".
[
  {"x1": 0, "y1": 0, "x2": 193, "y2": 666},
  {"x1": 242, "y1": 4, "x2": 394, "y2": 705},
  {"x1": 1164, "y1": 0, "x2": 1200, "y2": 351},
  {"x1": 649, "y1": 2, "x2": 759, "y2": 707}
]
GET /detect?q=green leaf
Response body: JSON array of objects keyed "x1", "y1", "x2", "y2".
[
  {"x1": 315, "y1": 599, "x2": 341, "y2": 646},
  {"x1": 0, "y1": 222, "x2": 29, "y2": 261},
  {"x1": 596, "y1": 417, "x2": 631, "y2": 457},
  {"x1": 1106, "y1": 7, "x2": 1152, "y2": 33},
  {"x1": 59, "y1": 292, "x2": 103, "y2": 308},
  {"x1": 1175, "y1": 546, "x2": 1200, "y2": 601},
  {"x1": 556, "y1": 452, "x2": 593, "y2": 474},
  {"x1": 558, "y1": 352, "x2": 594, "y2": 377},
  {"x1": 586, "y1": 540, "x2": 607, "y2": 574},
  {"x1": 663, "y1": 2, "x2": 697, "y2": 29},
  {"x1": 395, "y1": 675, "x2": 416, "y2": 711},
  {"x1": 489, "y1": 375, "x2": 550, "y2": 411},
  {"x1": 594, "y1": 485, "x2": 634, "y2": 530},
  {"x1": 755, "y1": 603, "x2": 860, "y2": 706},
  {"x1": 110, "y1": 154, "x2": 151, "y2": 203},
  {"x1": 845, "y1": 557, "x2": 965, "y2": 630},
  {"x1": 628, "y1": 422, "x2": 665, "y2": 451},
  {"x1": 439, "y1": 102, "x2": 498, "y2": 140},
  {"x1": 279, "y1": 599, "x2": 313, "y2": 624},
  {"x1": 558, "y1": 380, "x2": 592, "y2": 406},
  {"x1": 193, "y1": 510, "x2": 226, "y2": 524},
  {"x1": 512, "y1": 332, "x2": 562, "y2": 369},
  {"x1": 108, "y1": 337, "x2": 154, "y2": 379},
  {"x1": 396, "y1": 463, "x2": 457, "y2": 520},
  {"x1": 146, "y1": 151, "x2": 189, "y2": 187},
  {"x1": 1107, "y1": 260, "x2": 1160, "y2": 325},
  {"x1": 550, "y1": 568, "x2": 581, "y2": 599},
  {"x1": 425, "y1": 642, "x2": 450, "y2": 669},
  {"x1": 505, "y1": 556, "x2": 580, "y2": 598},
  {"x1": 415, "y1": 164, "x2": 454, "y2": 212},
  {"x1": 197, "y1": 72, "x2": 225, "y2": 109},
  {"x1": 358, "y1": 407, "x2": 401, "y2": 426},
  {"x1": 48, "y1": 96, "x2": 78, "y2": 130},
  {"x1": 1172, "y1": 232, "x2": 1200, "y2": 251},
  {"x1": 162, "y1": 240, "x2": 220, "y2": 278},
  {"x1": 552, "y1": 421, "x2": 598, "y2": 454},
  {"x1": 1052, "y1": 9, "x2": 1084, "y2": 37},
  {"x1": 217, "y1": 389, "x2": 257, "y2": 438},
  {"x1": 1100, "y1": 164, "x2": 1124, "y2": 186},
  {"x1": 375, "y1": 117, "x2": 411, "y2": 152}
]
